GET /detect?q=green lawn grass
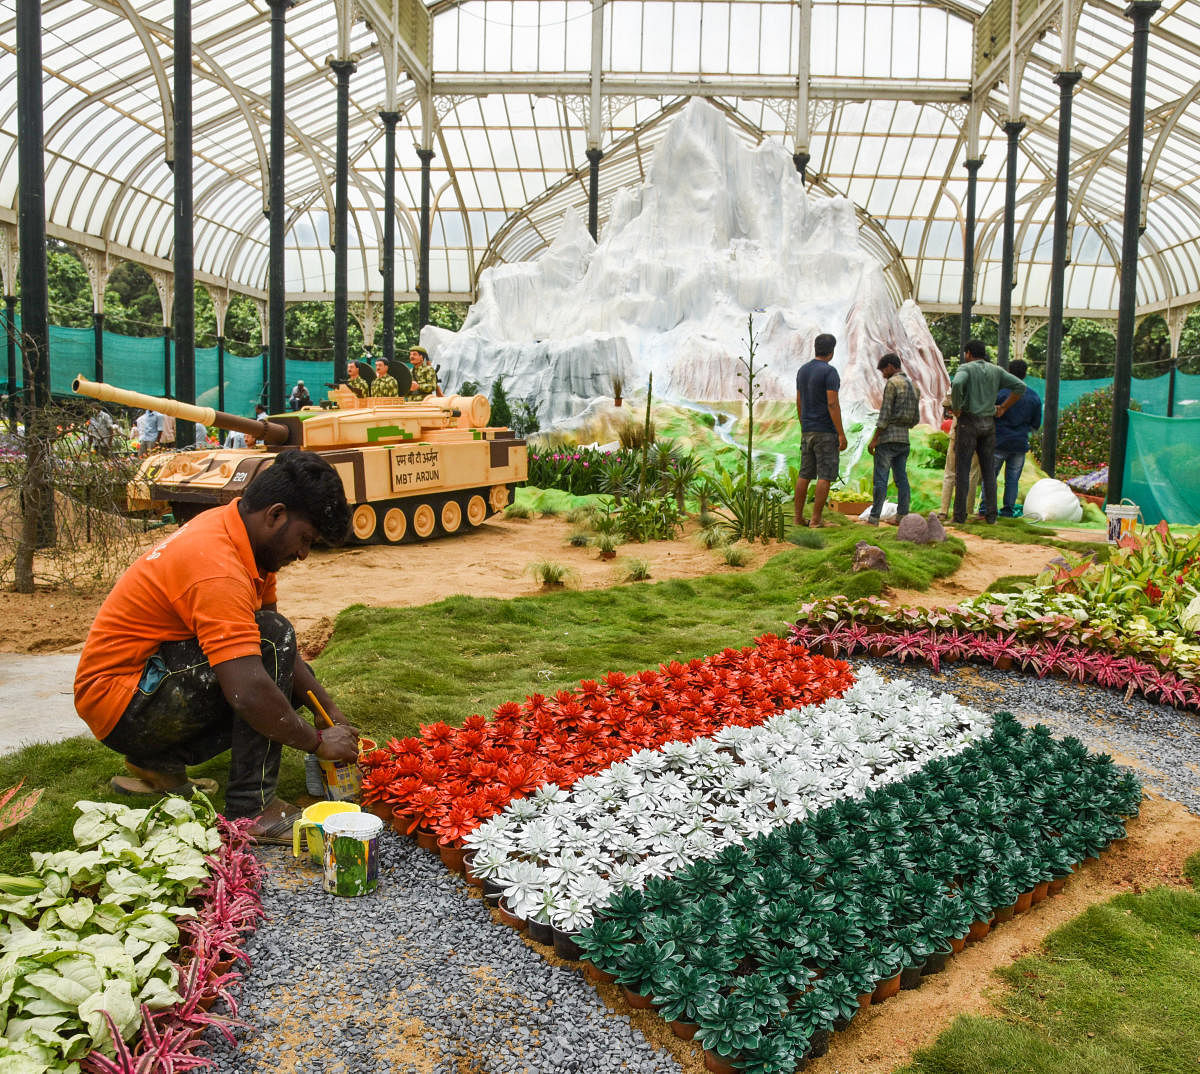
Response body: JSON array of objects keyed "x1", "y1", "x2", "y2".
[
  {"x1": 0, "y1": 520, "x2": 962, "y2": 873},
  {"x1": 896, "y1": 854, "x2": 1200, "y2": 1074}
]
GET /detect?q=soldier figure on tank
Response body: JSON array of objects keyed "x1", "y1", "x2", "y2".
[{"x1": 73, "y1": 373, "x2": 527, "y2": 546}]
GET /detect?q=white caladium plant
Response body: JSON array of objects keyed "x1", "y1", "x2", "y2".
[
  {"x1": 484, "y1": 670, "x2": 992, "y2": 930},
  {"x1": 0, "y1": 794, "x2": 222, "y2": 1073}
]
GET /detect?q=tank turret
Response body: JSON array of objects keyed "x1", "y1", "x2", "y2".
[{"x1": 72, "y1": 375, "x2": 528, "y2": 544}]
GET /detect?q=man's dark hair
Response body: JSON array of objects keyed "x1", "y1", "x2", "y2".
[
  {"x1": 814, "y1": 333, "x2": 836, "y2": 358},
  {"x1": 964, "y1": 338, "x2": 988, "y2": 360},
  {"x1": 877, "y1": 352, "x2": 901, "y2": 372},
  {"x1": 242, "y1": 450, "x2": 351, "y2": 544},
  {"x1": 1009, "y1": 359, "x2": 1028, "y2": 379}
]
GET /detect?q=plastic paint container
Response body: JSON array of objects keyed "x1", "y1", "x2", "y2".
[
  {"x1": 292, "y1": 800, "x2": 361, "y2": 863},
  {"x1": 318, "y1": 756, "x2": 362, "y2": 802},
  {"x1": 322, "y1": 811, "x2": 384, "y2": 897},
  {"x1": 1105, "y1": 501, "x2": 1140, "y2": 544}
]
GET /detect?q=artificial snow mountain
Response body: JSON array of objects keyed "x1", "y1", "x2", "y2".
[{"x1": 422, "y1": 99, "x2": 948, "y2": 428}]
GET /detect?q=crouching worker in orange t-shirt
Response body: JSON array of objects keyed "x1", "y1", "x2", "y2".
[{"x1": 73, "y1": 451, "x2": 360, "y2": 844}]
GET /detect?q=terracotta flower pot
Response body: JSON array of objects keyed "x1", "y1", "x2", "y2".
[
  {"x1": 552, "y1": 927, "x2": 583, "y2": 961},
  {"x1": 668, "y1": 1019, "x2": 699, "y2": 1041},
  {"x1": 872, "y1": 973, "x2": 902, "y2": 1003},
  {"x1": 414, "y1": 826, "x2": 439, "y2": 852},
  {"x1": 1014, "y1": 889, "x2": 1034, "y2": 914},
  {"x1": 1048, "y1": 875, "x2": 1069, "y2": 896},
  {"x1": 993, "y1": 904, "x2": 1016, "y2": 923},
  {"x1": 583, "y1": 960, "x2": 616, "y2": 985},
  {"x1": 438, "y1": 842, "x2": 467, "y2": 874},
  {"x1": 364, "y1": 799, "x2": 393, "y2": 826},
  {"x1": 856, "y1": 991, "x2": 873, "y2": 1010},
  {"x1": 390, "y1": 812, "x2": 412, "y2": 836},
  {"x1": 1031, "y1": 881, "x2": 1050, "y2": 904},
  {"x1": 703, "y1": 1049, "x2": 739, "y2": 1074},
  {"x1": 949, "y1": 934, "x2": 967, "y2": 954},
  {"x1": 620, "y1": 984, "x2": 656, "y2": 1010},
  {"x1": 496, "y1": 899, "x2": 526, "y2": 933},
  {"x1": 967, "y1": 918, "x2": 991, "y2": 942}
]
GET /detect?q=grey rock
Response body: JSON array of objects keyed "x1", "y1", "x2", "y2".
[
  {"x1": 896, "y1": 513, "x2": 931, "y2": 543},
  {"x1": 852, "y1": 541, "x2": 890, "y2": 573},
  {"x1": 925, "y1": 512, "x2": 947, "y2": 543}
]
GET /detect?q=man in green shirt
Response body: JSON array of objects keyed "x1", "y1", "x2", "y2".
[
  {"x1": 346, "y1": 359, "x2": 369, "y2": 398},
  {"x1": 371, "y1": 358, "x2": 400, "y2": 398},
  {"x1": 950, "y1": 339, "x2": 1027, "y2": 524},
  {"x1": 407, "y1": 346, "x2": 439, "y2": 400}
]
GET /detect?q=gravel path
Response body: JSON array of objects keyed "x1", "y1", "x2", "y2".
[{"x1": 207, "y1": 659, "x2": 1200, "y2": 1073}]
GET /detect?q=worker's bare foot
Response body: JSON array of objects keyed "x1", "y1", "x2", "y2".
[
  {"x1": 809, "y1": 518, "x2": 834, "y2": 528},
  {"x1": 246, "y1": 797, "x2": 302, "y2": 846}
]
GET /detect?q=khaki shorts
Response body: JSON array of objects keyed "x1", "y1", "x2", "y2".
[{"x1": 800, "y1": 430, "x2": 840, "y2": 481}]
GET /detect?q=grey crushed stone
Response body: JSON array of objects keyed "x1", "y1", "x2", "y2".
[
  {"x1": 203, "y1": 833, "x2": 681, "y2": 1074},
  {"x1": 205, "y1": 658, "x2": 1199, "y2": 1071}
]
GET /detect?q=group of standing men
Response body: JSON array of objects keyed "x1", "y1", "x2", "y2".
[{"x1": 793, "y1": 333, "x2": 1041, "y2": 526}]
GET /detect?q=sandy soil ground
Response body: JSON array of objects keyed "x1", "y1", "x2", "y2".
[{"x1": 0, "y1": 517, "x2": 1076, "y2": 655}]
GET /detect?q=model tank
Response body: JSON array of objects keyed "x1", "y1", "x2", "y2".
[{"x1": 72, "y1": 374, "x2": 528, "y2": 544}]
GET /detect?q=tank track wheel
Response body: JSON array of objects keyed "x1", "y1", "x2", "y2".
[
  {"x1": 382, "y1": 506, "x2": 408, "y2": 544},
  {"x1": 488, "y1": 484, "x2": 510, "y2": 512},
  {"x1": 465, "y1": 493, "x2": 488, "y2": 527},
  {"x1": 412, "y1": 503, "x2": 436, "y2": 539},
  {"x1": 440, "y1": 499, "x2": 463, "y2": 534},
  {"x1": 351, "y1": 504, "x2": 378, "y2": 543}
]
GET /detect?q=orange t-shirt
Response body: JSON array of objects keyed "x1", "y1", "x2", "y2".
[{"x1": 74, "y1": 500, "x2": 278, "y2": 740}]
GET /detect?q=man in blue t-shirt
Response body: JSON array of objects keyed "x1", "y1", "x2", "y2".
[
  {"x1": 794, "y1": 333, "x2": 848, "y2": 528},
  {"x1": 991, "y1": 359, "x2": 1042, "y2": 517}
]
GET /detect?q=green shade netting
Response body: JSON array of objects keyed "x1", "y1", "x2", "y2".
[
  {"x1": 4, "y1": 322, "x2": 334, "y2": 418},
  {"x1": 1121, "y1": 410, "x2": 1200, "y2": 525},
  {"x1": 1026, "y1": 373, "x2": 1200, "y2": 417}
]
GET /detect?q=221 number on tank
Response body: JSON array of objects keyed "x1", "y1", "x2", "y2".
[{"x1": 73, "y1": 375, "x2": 528, "y2": 544}]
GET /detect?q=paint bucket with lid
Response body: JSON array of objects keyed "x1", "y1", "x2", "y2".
[
  {"x1": 318, "y1": 756, "x2": 362, "y2": 802},
  {"x1": 322, "y1": 811, "x2": 383, "y2": 897},
  {"x1": 292, "y1": 800, "x2": 360, "y2": 864},
  {"x1": 1105, "y1": 500, "x2": 1141, "y2": 544}
]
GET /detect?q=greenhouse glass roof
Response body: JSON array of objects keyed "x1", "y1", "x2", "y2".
[{"x1": 2, "y1": 0, "x2": 1200, "y2": 325}]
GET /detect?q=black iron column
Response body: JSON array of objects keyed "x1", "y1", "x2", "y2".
[
  {"x1": 417, "y1": 147, "x2": 434, "y2": 328},
  {"x1": 162, "y1": 325, "x2": 172, "y2": 396},
  {"x1": 216, "y1": 335, "x2": 225, "y2": 412},
  {"x1": 997, "y1": 121, "x2": 1025, "y2": 369},
  {"x1": 261, "y1": 343, "x2": 269, "y2": 408},
  {"x1": 792, "y1": 151, "x2": 810, "y2": 183},
  {"x1": 1108, "y1": 0, "x2": 1160, "y2": 503},
  {"x1": 267, "y1": 0, "x2": 291, "y2": 414},
  {"x1": 173, "y1": 0, "x2": 195, "y2": 446},
  {"x1": 1167, "y1": 357, "x2": 1176, "y2": 417},
  {"x1": 16, "y1": 0, "x2": 49, "y2": 416},
  {"x1": 380, "y1": 110, "x2": 399, "y2": 365},
  {"x1": 1041, "y1": 70, "x2": 1082, "y2": 477},
  {"x1": 5, "y1": 295, "x2": 16, "y2": 428},
  {"x1": 586, "y1": 148, "x2": 602, "y2": 240},
  {"x1": 92, "y1": 311, "x2": 104, "y2": 383},
  {"x1": 330, "y1": 57, "x2": 355, "y2": 387},
  {"x1": 960, "y1": 158, "x2": 983, "y2": 359}
]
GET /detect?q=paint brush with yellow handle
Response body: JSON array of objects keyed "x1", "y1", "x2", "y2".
[{"x1": 307, "y1": 690, "x2": 362, "y2": 802}]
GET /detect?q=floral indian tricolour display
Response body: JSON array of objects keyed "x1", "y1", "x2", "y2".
[
  {"x1": 360, "y1": 634, "x2": 856, "y2": 846},
  {"x1": 463, "y1": 669, "x2": 992, "y2": 932}
]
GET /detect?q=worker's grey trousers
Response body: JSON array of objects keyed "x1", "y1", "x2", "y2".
[{"x1": 101, "y1": 610, "x2": 296, "y2": 820}]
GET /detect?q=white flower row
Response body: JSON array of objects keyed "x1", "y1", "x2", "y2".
[{"x1": 466, "y1": 669, "x2": 991, "y2": 931}]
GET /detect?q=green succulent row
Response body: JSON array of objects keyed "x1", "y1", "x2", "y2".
[{"x1": 575, "y1": 714, "x2": 1140, "y2": 1072}]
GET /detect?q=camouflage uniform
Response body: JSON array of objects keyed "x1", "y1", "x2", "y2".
[
  {"x1": 408, "y1": 360, "x2": 437, "y2": 400},
  {"x1": 346, "y1": 375, "x2": 369, "y2": 398},
  {"x1": 372, "y1": 374, "x2": 400, "y2": 397}
]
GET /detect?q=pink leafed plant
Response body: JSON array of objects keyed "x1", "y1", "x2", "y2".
[{"x1": 0, "y1": 779, "x2": 44, "y2": 831}]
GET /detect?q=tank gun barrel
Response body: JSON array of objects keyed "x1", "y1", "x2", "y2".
[{"x1": 72, "y1": 375, "x2": 289, "y2": 445}]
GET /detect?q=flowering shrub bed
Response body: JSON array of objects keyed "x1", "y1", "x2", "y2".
[
  {"x1": 464, "y1": 671, "x2": 991, "y2": 932},
  {"x1": 360, "y1": 636, "x2": 855, "y2": 846},
  {"x1": 0, "y1": 795, "x2": 262, "y2": 1073},
  {"x1": 575, "y1": 715, "x2": 1140, "y2": 1073},
  {"x1": 791, "y1": 524, "x2": 1200, "y2": 710}
]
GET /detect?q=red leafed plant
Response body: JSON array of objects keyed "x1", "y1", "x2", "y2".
[
  {"x1": 0, "y1": 779, "x2": 44, "y2": 832},
  {"x1": 361, "y1": 634, "x2": 855, "y2": 845}
]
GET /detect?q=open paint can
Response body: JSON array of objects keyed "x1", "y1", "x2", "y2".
[
  {"x1": 292, "y1": 800, "x2": 360, "y2": 864},
  {"x1": 322, "y1": 811, "x2": 383, "y2": 897}
]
